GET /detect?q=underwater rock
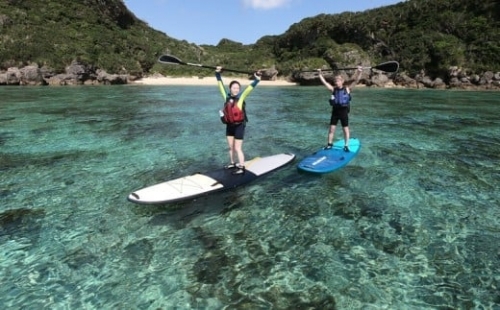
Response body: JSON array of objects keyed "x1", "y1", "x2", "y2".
[
  {"x1": 62, "y1": 248, "x2": 99, "y2": 270},
  {"x1": 0, "y1": 208, "x2": 46, "y2": 244},
  {"x1": 0, "y1": 131, "x2": 15, "y2": 146},
  {"x1": 123, "y1": 238, "x2": 154, "y2": 265},
  {"x1": 193, "y1": 252, "x2": 229, "y2": 284}
]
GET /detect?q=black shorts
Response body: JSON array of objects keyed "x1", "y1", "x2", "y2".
[
  {"x1": 226, "y1": 123, "x2": 245, "y2": 140},
  {"x1": 330, "y1": 106, "x2": 350, "y2": 127}
]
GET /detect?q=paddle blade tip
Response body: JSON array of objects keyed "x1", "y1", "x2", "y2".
[{"x1": 158, "y1": 55, "x2": 182, "y2": 65}]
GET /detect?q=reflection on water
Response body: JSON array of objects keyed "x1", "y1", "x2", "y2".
[{"x1": 1, "y1": 85, "x2": 499, "y2": 309}]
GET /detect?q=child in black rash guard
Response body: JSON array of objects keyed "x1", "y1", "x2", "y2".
[{"x1": 317, "y1": 66, "x2": 363, "y2": 152}]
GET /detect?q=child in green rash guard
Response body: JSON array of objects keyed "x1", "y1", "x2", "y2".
[
  {"x1": 215, "y1": 66, "x2": 261, "y2": 175},
  {"x1": 317, "y1": 66, "x2": 363, "y2": 152}
]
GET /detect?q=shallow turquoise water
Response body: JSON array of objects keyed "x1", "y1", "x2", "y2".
[{"x1": 1, "y1": 85, "x2": 499, "y2": 309}]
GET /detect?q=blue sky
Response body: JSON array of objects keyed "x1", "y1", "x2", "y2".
[{"x1": 123, "y1": 0, "x2": 404, "y2": 45}]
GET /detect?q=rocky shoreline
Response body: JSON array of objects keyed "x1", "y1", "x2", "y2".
[
  {"x1": 1, "y1": 61, "x2": 499, "y2": 90},
  {"x1": 0, "y1": 62, "x2": 131, "y2": 86},
  {"x1": 295, "y1": 66, "x2": 500, "y2": 90}
]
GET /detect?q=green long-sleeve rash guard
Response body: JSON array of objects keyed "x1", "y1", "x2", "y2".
[{"x1": 215, "y1": 72, "x2": 259, "y2": 109}]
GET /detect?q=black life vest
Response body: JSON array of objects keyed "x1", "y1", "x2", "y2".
[
  {"x1": 222, "y1": 97, "x2": 247, "y2": 124},
  {"x1": 329, "y1": 87, "x2": 351, "y2": 106}
]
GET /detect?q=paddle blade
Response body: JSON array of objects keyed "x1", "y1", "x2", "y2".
[
  {"x1": 158, "y1": 55, "x2": 185, "y2": 65},
  {"x1": 372, "y1": 61, "x2": 399, "y2": 73}
]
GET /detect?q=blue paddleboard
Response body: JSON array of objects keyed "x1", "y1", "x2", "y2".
[{"x1": 297, "y1": 138, "x2": 361, "y2": 174}]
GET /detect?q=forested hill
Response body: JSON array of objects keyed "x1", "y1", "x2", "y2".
[
  {"x1": 0, "y1": 0, "x2": 499, "y2": 87},
  {"x1": 268, "y1": 0, "x2": 500, "y2": 78},
  {"x1": 0, "y1": 0, "x2": 197, "y2": 75}
]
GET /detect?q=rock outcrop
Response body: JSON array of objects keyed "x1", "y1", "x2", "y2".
[
  {"x1": 292, "y1": 65, "x2": 500, "y2": 90},
  {"x1": 1, "y1": 62, "x2": 499, "y2": 90},
  {"x1": 0, "y1": 61, "x2": 131, "y2": 86}
]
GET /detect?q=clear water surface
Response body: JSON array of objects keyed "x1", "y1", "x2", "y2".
[{"x1": 1, "y1": 85, "x2": 499, "y2": 309}]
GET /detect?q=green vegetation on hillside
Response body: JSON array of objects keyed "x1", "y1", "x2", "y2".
[
  {"x1": 0, "y1": 0, "x2": 200, "y2": 75},
  {"x1": 270, "y1": 0, "x2": 499, "y2": 77},
  {"x1": 0, "y1": 0, "x2": 498, "y2": 79}
]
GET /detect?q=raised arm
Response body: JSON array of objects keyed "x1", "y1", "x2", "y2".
[
  {"x1": 317, "y1": 69, "x2": 334, "y2": 92},
  {"x1": 346, "y1": 66, "x2": 363, "y2": 89},
  {"x1": 215, "y1": 66, "x2": 227, "y2": 100},
  {"x1": 237, "y1": 71, "x2": 261, "y2": 109}
]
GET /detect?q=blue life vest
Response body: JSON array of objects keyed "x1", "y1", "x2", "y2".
[{"x1": 329, "y1": 87, "x2": 351, "y2": 107}]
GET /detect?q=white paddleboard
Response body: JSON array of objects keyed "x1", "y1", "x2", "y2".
[{"x1": 128, "y1": 153, "x2": 295, "y2": 205}]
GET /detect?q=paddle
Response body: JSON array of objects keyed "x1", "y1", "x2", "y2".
[
  {"x1": 298, "y1": 61, "x2": 399, "y2": 73},
  {"x1": 158, "y1": 54, "x2": 252, "y2": 75}
]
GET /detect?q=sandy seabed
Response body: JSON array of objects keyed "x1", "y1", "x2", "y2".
[{"x1": 132, "y1": 76, "x2": 298, "y2": 86}]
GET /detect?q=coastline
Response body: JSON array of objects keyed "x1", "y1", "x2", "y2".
[{"x1": 131, "y1": 76, "x2": 299, "y2": 86}]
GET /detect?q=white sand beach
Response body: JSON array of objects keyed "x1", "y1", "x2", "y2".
[{"x1": 132, "y1": 76, "x2": 298, "y2": 86}]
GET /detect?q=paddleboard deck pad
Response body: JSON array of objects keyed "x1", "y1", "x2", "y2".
[
  {"x1": 297, "y1": 138, "x2": 361, "y2": 174},
  {"x1": 128, "y1": 153, "x2": 296, "y2": 205}
]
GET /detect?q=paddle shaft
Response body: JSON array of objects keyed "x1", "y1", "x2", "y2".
[
  {"x1": 299, "y1": 61, "x2": 399, "y2": 73},
  {"x1": 158, "y1": 54, "x2": 252, "y2": 75}
]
